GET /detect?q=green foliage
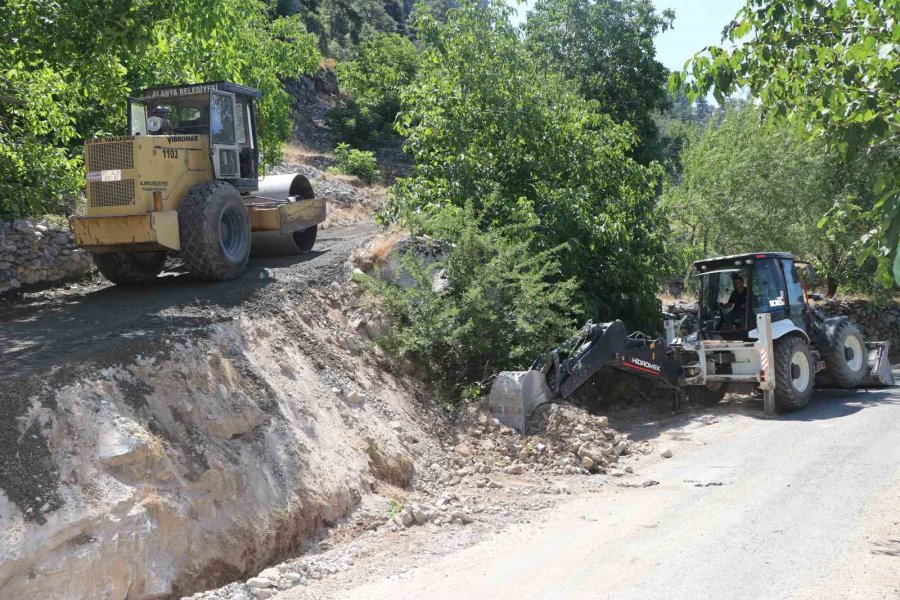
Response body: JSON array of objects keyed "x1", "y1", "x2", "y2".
[
  {"x1": 280, "y1": 0, "x2": 410, "y2": 59},
  {"x1": 662, "y1": 103, "x2": 885, "y2": 295},
  {"x1": 329, "y1": 143, "x2": 379, "y2": 183},
  {"x1": 388, "y1": 1, "x2": 669, "y2": 330},
  {"x1": 672, "y1": 0, "x2": 900, "y2": 286},
  {"x1": 328, "y1": 32, "x2": 420, "y2": 146},
  {"x1": 0, "y1": 0, "x2": 320, "y2": 220},
  {"x1": 364, "y1": 206, "x2": 577, "y2": 398},
  {"x1": 524, "y1": 0, "x2": 674, "y2": 164},
  {"x1": 0, "y1": 66, "x2": 84, "y2": 219}
]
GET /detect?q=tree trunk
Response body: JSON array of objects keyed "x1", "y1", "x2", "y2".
[{"x1": 825, "y1": 276, "x2": 838, "y2": 299}]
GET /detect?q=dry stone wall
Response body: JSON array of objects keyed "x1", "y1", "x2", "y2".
[
  {"x1": 815, "y1": 299, "x2": 900, "y2": 357},
  {"x1": 0, "y1": 218, "x2": 94, "y2": 295}
]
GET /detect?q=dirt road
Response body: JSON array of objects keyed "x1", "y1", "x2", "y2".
[
  {"x1": 0, "y1": 223, "x2": 379, "y2": 390},
  {"x1": 283, "y1": 380, "x2": 900, "y2": 600}
]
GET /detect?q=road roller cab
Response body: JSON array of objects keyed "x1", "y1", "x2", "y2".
[{"x1": 71, "y1": 81, "x2": 327, "y2": 284}]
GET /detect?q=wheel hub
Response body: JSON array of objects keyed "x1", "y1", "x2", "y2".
[
  {"x1": 219, "y1": 206, "x2": 246, "y2": 259},
  {"x1": 789, "y1": 350, "x2": 810, "y2": 391},
  {"x1": 844, "y1": 336, "x2": 864, "y2": 372}
]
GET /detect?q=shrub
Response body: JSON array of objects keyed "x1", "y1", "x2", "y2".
[
  {"x1": 328, "y1": 143, "x2": 379, "y2": 184},
  {"x1": 363, "y1": 206, "x2": 577, "y2": 400}
]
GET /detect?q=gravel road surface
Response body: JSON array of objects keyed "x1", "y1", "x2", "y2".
[
  {"x1": 290, "y1": 378, "x2": 900, "y2": 600},
  {"x1": 0, "y1": 223, "x2": 379, "y2": 390}
]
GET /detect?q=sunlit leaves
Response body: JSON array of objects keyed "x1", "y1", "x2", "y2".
[
  {"x1": 386, "y1": 0, "x2": 669, "y2": 329},
  {"x1": 0, "y1": 0, "x2": 320, "y2": 218},
  {"x1": 673, "y1": 0, "x2": 900, "y2": 286}
]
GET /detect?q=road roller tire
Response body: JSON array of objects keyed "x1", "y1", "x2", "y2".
[
  {"x1": 292, "y1": 225, "x2": 317, "y2": 253},
  {"x1": 179, "y1": 181, "x2": 250, "y2": 281},
  {"x1": 819, "y1": 319, "x2": 866, "y2": 388},
  {"x1": 92, "y1": 251, "x2": 167, "y2": 284},
  {"x1": 774, "y1": 335, "x2": 814, "y2": 410}
]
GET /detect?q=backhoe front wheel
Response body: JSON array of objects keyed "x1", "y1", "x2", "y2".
[
  {"x1": 92, "y1": 251, "x2": 167, "y2": 284},
  {"x1": 179, "y1": 181, "x2": 250, "y2": 281},
  {"x1": 819, "y1": 319, "x2": 866, "y2": 388},
  {"x1": 774, "y1": 336, "x2": 814, "y2": 410}
]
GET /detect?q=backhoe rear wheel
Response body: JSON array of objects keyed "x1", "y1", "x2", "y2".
[
  {"x1": 686, "y1": 383, "x2": 728, "y2": 407},
  {"x1": 92, "y1": 251, "x2": 167, "y2": 285},
  {"x1": 774, "y1": 335, "x2": 814, "y2": 410},
  {"x1": 178, "y1": 181, "x2": 250, "y2": 281},
  {"x1": 819, "y1": 319, "x2": 866, "y2": 388}
]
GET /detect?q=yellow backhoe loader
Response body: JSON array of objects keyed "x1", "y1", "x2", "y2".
[{"x1": 71, "y1": 81, "x2": 326, "y2": 283}]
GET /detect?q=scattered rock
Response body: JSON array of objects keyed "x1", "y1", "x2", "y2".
[
  {"x1": 246, "y1": 577, "x2": 274, "y2": 589},
  {"x1": 661, "y1": 449, "x2": 673, "y2": 459},
  {"x1": 344, "y1": 389, "x2": 364, "y2": 404}
]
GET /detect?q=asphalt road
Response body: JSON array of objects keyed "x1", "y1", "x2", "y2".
[{"x1": 331, "y1": 376, "x2": 900, "y2": 600}]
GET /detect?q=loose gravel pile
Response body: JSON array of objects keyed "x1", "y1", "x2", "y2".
[{"x1": 449, "y1": 401, "x2": 650, "y2": 477}]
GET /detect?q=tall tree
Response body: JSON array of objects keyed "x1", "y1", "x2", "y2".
[
  {"x1": 672, "y1": 0, "x2": 900, "y2": 287},
  {"x1": 524, "y1": 0, "x2": 674, "y2": 164},
  {"x1": 390, "y1": 0, "x2": 669, "y2": 328}
]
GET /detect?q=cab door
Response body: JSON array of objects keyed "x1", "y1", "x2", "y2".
[
  {"x1": 209, "y1": 90, "x2": 240, "y2": 179},
  {"x1": 128, "y1": 98, "x2": 148, "y2": 136}
]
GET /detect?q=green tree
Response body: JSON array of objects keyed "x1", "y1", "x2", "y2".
[
  {"x1": 0, "y1": 0, "x2": 319, "y2": 220},
  {"x1": 388, "y1": 0, "x2": 668, "y2": 329},
  {"x1": 524, "y1": 0, "x2": 674, "y2": 164},
  {"x1": 671, "y1": 0, "x2": 900, "y2": 286},
  {"x1": 661, "y1": 103, "x2": 883, "y2": 296},
  {"x1": 328, "y1": 32, "x2": 420, "y2": 146}
]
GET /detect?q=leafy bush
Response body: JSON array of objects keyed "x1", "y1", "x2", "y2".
[
  {"x1": 328, "y1": 32, "x2": 419, "y2": 147},
  {"x1": 364, "y1": 206, "x2": 576, "y2": 399},
  {"x1": 329, "y1": 143, "x2": 379, "y2": 183},
  {"x1": 387, "y1": 1, "x2": 669, "y2": 330}
]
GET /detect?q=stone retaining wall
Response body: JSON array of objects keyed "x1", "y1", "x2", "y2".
[
  {"x1": 815, "y1": 299, "x2": 900, "y2": 357},
  {"x1": 0, "y1": 218, "x2": 94, "y2": 295}
]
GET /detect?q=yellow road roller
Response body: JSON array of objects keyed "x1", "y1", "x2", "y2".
[{"x1": 71, "y1": 81, "x2": 327, "y2": 283}]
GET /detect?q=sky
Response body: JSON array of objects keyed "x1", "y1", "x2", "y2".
[{"x1": 509, "y1": 0, "x2": 745, "y2": 75}]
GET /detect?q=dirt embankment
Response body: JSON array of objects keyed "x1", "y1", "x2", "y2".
[
  {"x1": 0, "y1": 225, "x2": 651, "y2": 600},
  {"x1": 0, "y1": 224, "x2": 450, "y2": 598}
]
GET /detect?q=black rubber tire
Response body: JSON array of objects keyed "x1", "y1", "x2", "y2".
[
  {"x1": 92, "y1": 251, "x2": 167, "y2": 285},
  {"x1": 178, "y1": 181, "x2": 250, "y2": 281},
  {"x1": 774, "y1": 335, "x2": 815, "y2": 410},
  {"x1": 292, "y1": 225, "x2": 318, "y2": 253},
  {"x1": 820, "y1": 319, "x2": 867, "y2": 388},
  {"x1": 686, "y1": 383, "x2": 728, "y2": 407}
]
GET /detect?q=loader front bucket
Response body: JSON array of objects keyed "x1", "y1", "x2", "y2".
[
  {"x1": 864, "y1": 342, "x2": 895, "y2": 387},
  {"x1": 489, "y1": 370, "x2": 555, "y2": 433}
]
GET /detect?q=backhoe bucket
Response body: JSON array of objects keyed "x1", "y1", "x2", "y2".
[
  {"x1": 864, "y1": 342, "x2": 895, "y2": 387},
  {"x1": 489, "y1": 370, "x2": 554, "y2": 433}
]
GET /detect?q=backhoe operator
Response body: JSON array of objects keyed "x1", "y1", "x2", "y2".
[{"x1": 720, "y1": 274, "x2": 748, "y2": 328}]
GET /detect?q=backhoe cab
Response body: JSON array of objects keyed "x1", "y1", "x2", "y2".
[
  {"x1": 71, "y1": 81, "x2": 327, "y2": 284},
  {"x1": 680, "y1": 252, "x2": 892, "y2": 409}
]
